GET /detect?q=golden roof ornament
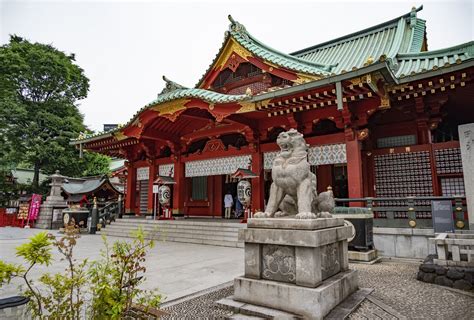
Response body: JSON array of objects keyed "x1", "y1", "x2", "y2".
[{"x1": 364, "y1": 56, "x2": 374, "y2": 66}]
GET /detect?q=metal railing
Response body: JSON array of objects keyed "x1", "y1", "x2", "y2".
[
  {"x1": 85, "y1": 198, "x2": 123, "y2": 230},
  {"x1": 334, "y1": 196, "x2": 467, "y2": 229}
]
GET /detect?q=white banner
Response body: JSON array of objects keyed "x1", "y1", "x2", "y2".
[
  {"x1": 159, "y1": 163, "x2": 174, "y2": 177},
  {"x1": 185, "y1": 155, "x2": 251, "y2": 177},
  {"x1": 136, "y1": 167, "x2": 150, "y2": 181},
  {"x1": 263, "y1": 143, "x2": 346, "y2": 169}
]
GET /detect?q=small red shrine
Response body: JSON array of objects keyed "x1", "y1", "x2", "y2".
[{"x1": 72, "y1": 7, "x2": 474, "y2": 219}]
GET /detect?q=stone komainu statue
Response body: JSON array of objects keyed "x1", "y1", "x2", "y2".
[{"x1": 255, "y1": 129, "x2": 334, "y2": 219}]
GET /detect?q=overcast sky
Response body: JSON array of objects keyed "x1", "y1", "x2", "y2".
[{"x1": 1, "y1": 0, "x2": 473, "y2": 132}]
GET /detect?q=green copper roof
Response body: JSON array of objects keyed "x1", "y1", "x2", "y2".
[
  {"x1": 227, "y1": 16, "x2": 334, "y2": 75},
  {"x1": 148, "y1": 76, "x2": 249, "y2": 106},
  {"x1": 393, "y1": 41, "x2": 474, "y2": 78},
  {"x1": 196, "y1": 16, "x2": 334, "y2": 87},
  {"x1": 71, "y1": 77, "x2": 249, "y2": 142},
  {"x1": 292, "y1": 6, "x2": 426, "y2": 74}
]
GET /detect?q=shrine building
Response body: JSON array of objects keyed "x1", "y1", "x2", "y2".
[{"x1": 72, "y1": 7, "x2": 474, "y2": 218}]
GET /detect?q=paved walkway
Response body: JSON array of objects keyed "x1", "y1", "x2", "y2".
[
  {"x1": 0, "y1": 226, "x2": 244, "y2": 302},
  {"x1": 160, "y1": 261, "x2": 474, "y2": 319}
]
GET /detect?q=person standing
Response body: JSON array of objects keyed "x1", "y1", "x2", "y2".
[{"x1": 224, "y1": 191, "x2": 233, "y2": 219}]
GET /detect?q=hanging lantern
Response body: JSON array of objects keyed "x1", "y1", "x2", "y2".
[
  {"x1": 237, "y1": 180, "x2": 251, "y2": 207},
  {"x1": 158, "y1": 185, "x2": 171, "y2": 206}
]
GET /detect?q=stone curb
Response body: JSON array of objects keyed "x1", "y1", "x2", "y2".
[
  {"x1": 366, "y1": 295, "x2": 408, "y2": 320},
  {"x1": 161, "y1": 281, "x2": 234, "y2": 309}
]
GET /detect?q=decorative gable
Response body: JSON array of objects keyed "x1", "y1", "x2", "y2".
[{"x1": 197, "y1": 16, "x2": 331, "y2": 90}]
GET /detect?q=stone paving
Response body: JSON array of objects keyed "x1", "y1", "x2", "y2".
[
  {"x1": 2, "y1": 227, "x2": 474, "y2": 319},
  {"x1": 161, "y1": 261, "x2": 474, "y2": 319},
  {"x1": 0, "y1": 226, "x2": 243, "y2": 302}
]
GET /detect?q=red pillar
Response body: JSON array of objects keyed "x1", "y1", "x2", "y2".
[
  {"x1": 147, "y1": 163, "x2": 156, "y2": 214},
  {"x1": 251, "y1": 150, "x2": 264, "y2": 213},
  {"x1": 345, "y1": 130, "x2": 364, "y2": 205},
  {"x1": 125, "y1": 162, "x2": 136, "y2": 214},
  {"x1": 416, "y1": 117, "x2": 431, "y2": 145},
  {"x1": 172, "y1": 155, "x2": 186, "y2": 215},
  {"x1": 316, "y1": 165, "x2": 333, "y2": 194}
]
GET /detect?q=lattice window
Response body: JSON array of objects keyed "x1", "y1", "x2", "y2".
[
  {"x1": 441, "y1": 177, "x2": 466, "y2": 196},
  {"x1": 376, "y1": 135, "x2": 417, "y2": 148},
  {"x1": 191, "y1": 176, "x2": 207, "y2": 200},
  {"x1": 138, "y1": 180, "x2": 148, "y2": 215},
  {"x1": 435, "y1": 148, "x2": 463, "y2": 174}
]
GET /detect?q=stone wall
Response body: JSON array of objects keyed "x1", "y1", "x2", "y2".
[
  {"x1": 373, "y1": 227, "x2": 435, "y2": 259},
  {"x1": 417, "y1": 255, "x2": 474, "y2": 291}
]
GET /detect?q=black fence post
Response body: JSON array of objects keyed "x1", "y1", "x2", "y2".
[
  {"x1": 118, "y1": 195, "x2": 123, "y2": 219},
  {"x1": 89, "y1": 197, "x2": 98, "y2": 234}
]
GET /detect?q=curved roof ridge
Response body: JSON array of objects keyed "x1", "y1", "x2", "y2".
[
  {"x1": 228, "y1": 15, "x2": 335, "y2": 73},
  {"x1": 148, "y1": 78, "x2": 250, "y2": 108},
  {"x1": 72, "y1": 78, "x2": 250, "y2": 142},
  {"x1": 160, "y1": 75, "x2": 187, "y2": 94},
  {"x1": 291, "y1": 6, "x2": 423, "y2": 56}
]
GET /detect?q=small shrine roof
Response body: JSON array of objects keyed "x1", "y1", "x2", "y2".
[{"x1": 62, "y1": 175, "x2": 123, "y2": 196}]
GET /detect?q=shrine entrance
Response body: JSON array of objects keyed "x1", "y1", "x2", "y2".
[{"x1": 221, "y1": 174, "x2": 240, "y2": 219}]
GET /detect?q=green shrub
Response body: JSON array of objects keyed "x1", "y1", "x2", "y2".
[{"x1": 0, "y1": 227, "x2": 161, "y2": 319}]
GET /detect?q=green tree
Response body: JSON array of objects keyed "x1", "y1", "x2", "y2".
[{"x1": 0, "y1": 35, "x2": 109, "y2": 187}]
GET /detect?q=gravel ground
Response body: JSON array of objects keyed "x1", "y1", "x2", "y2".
[
  {"x1": 353, "y1": 261, "x2": 474, "y2": 320},
  {"x1": 161, "y1": 286, "x2": 233, "y2": 319},
  {"x1": 348, "y1": 299, "x2": 398, "y2": 320},
  {"x1": 161, "y1": 261, "x2": 474, "y2": 319}
]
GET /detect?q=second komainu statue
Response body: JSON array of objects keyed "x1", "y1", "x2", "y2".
[{"x1": 255, "y1": 129, "x2": 334, "y2": 219}]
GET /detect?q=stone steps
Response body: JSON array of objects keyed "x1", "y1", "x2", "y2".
[
  {"x1": 218, "y1": 296, "x2": 301, "y2": 319},
  {"x1": 112, "y1": 221, "x2": 244, "y2": 232},
  {"x1": 100, "y1": 218, "x2": 245, "y2": 248}
]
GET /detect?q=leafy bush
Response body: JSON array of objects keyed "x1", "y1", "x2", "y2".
[{"x1": 0, "y1": 226, "x2": 161, "y2": 319}]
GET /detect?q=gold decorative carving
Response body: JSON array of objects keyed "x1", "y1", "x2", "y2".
[
  {"x1": 357, "y1": 128, "x2": 369, "y2": 141},
  {"x1": 151, "y1": 99, "x2": 189, "y2": 118},
  {"x1": 348, "y1": 75, "x2": 369, "y2": 86},
  {"x1": 294, "y1": 73, "x2": 321, "y2": 84},
  {"x1": 236, "y1": 100, "x2": 256, "y2": 113},
  {"x1": 113, "y1": 131, "x2": 128, "y2": 141},
  {"x1": 380, "y1": 96, "x2": 391, "y2": 109},
  {"x1": 215, "y1": 38, "x2": 253, "y2": 70}
]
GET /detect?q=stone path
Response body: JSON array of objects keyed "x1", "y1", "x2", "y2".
[
  {"x1": 0, "y1": 227, "x2": 243, "y2": 301},
  {"x1": 161, "y1": 261, "x2": 474, "y2": 319}
]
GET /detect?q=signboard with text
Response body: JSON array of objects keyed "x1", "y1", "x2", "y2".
[{"x1": 432, "y1": 200, "x2": 454, "y2": 233}]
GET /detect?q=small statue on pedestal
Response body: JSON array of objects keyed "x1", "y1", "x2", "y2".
[{"x1": 255, "y1": 129, "x2": 334, "y2": 219}]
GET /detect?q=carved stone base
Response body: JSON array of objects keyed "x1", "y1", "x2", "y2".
[
  {"x1": 241, "y1": 218, "x2": 351, "y2": 287},
  {"x1": 36, "y1": 202, "x2": 67, "y2": 229},
  {"x1": 220, "y1": 270, "x2": 358, "y2": 319},
  {"x1": 225, "y1": 217, "x2": 358, "y2": 319}
]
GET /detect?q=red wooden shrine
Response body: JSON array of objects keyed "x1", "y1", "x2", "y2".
[{"x1": 73, "y1": 8, "x2": 474, "y2": 220}]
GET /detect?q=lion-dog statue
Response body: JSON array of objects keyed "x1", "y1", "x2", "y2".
[{"x1": 254, "y1": 129, "x2": 334, "y2": 219}]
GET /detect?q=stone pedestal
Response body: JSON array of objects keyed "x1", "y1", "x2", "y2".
[
  {"x1": 36, "y1": 171, "x2": 67, "y2": 229},
  {"x1": 459, "y1": 123, "x2": 474, "y2": 230},
  {"x1": 218, "y1": 218, "x2": 358, "y2": 319}
]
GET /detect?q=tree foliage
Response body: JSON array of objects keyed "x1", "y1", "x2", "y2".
[{"x1": 0, "y1": 35, "x2": 110, "y2": 189}]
